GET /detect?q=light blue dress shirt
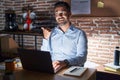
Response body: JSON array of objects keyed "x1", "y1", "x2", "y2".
[{"x1": 41, "y1": 25, "x2": 88, "y2": 66}]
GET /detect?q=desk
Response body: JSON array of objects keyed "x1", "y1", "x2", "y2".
[
  {"x1": 0, "y1": 30, "x2": 42, "y2": 50},
  {"x1": 0, "y1": 68, "x2": 96, "y2": 80},
  {"x1": 96, "y1": 65, "x2": 120, "y2": 80},
  {"x1": 97, "y1": 65, "x2": 120, "y2": 75}
]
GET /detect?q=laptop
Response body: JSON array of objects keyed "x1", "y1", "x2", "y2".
[{"x1": 18, "y1": 48, "x2": 60, "y2": 74}]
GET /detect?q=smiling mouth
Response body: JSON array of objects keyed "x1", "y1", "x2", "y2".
[
  {"x1": 58, "y1": 18, "x2": 64, "y2": 21},
  {"x1": 58, "y1": 18, "x2": 63, "y2": 20}
]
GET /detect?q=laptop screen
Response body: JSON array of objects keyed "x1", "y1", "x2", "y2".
[{"x1": 18, "y1": 48, "x2": 55, "y2": 73}]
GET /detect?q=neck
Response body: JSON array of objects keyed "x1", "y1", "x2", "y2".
[{"x1": 59, "y1": 22, "x2": 71, "y2": 32}]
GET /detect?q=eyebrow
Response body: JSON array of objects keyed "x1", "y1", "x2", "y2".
[
  {"x1": 55, "y1": 8, "x2": 67, "y2": 12},
  {"x1": 55, "y1": 10, "x2": 66, "y2": 12}
]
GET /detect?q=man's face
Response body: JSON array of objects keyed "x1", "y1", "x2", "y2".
[{"x1": 54, "y1": 6, "x2": 71, "y2": 26}]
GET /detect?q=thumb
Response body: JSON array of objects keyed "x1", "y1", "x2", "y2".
[{"x1": 41, "y1": 27, "x2": 44, "y2": 30}]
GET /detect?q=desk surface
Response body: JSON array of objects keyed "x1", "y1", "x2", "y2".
[
  {"x1": 97, "y1": 65, "x2": 120, "y2": 75},
  {"x1": 0, "y1": 67, "x2": 96, "y2": 80}
]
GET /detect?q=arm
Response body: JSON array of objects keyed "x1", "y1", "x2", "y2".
[
  {"x1": 67, "y1": 30, "x2": 88, "y2": 66},
  {"x1": 40, "y1": 27, "x2": 51, "y2": 51},
  {"x1": 41, "y1": 38, "x2": 50, "y2": 51}
]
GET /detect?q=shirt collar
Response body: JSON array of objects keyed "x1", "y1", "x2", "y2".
[{"x1": 55, "y1": 25, "x2": 75, "y2": 34}]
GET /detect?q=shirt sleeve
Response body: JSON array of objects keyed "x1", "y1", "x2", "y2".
[
  {"x1": 41, "y1": 38, "x2": 50, "y2": 51},
  {"x1": 67, "y1": 30, "x2": 88, "y2": 66}
]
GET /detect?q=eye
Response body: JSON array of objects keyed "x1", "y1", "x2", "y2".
[
  {"x1": 62, "y1": 11, "x2": 67, "y2": 14},
  {"x1": 55, "y1": 11, "x2": 67, "y2": 16}
]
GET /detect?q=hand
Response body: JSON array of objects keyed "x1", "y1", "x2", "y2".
[
  {"x1": 52, "y1": 60, "x2": 67, "y2": 71},
  {"x1": 41, "y1": 27, "x2": 51, "y2": 40}
]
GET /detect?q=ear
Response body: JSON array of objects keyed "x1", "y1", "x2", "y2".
[
  {"x1": 68, "y1": 12, "x2": 72, "y2": 18},
  {"x1": 69, "y1": 12, "x2": 72, "y2": 15}
]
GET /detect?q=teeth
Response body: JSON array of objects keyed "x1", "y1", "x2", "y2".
[{"x1": 59, "y1": 19, "x2": 64, "y2": 20}]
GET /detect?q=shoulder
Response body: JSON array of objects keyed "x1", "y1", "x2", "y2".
[{"x1": 71, "y1": 25, "x2": 86, "y2": 35}]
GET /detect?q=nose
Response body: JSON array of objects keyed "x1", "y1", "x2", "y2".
[{"x1": 58, "y1": 13, "x2": 63, "y2": 16}]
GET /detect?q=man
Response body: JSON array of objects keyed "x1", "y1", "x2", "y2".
[{"x1": 41, "y1": 1, "x2": 88, "y2": 71}]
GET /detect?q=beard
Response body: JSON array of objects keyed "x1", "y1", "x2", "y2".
[
  {"x1": 57, "y1": 18, "x2": 68, "y2": 26},
  {"x1": 58, "y1": 21, "x2": 68, "y2": 26}
]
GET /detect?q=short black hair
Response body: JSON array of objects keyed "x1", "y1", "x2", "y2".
[{"x1": 54, "y1": 1, "x2": 71, "y2": 12}]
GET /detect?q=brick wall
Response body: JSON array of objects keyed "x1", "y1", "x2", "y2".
[
  {"x1": 0, "y1": 0, "x2": 120, "y2": 65},
  {"x1": 71, "y1": 17, "x2": 120, "y2": 64}
]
